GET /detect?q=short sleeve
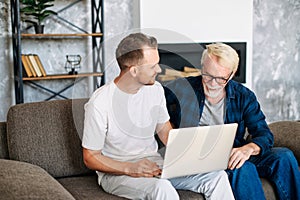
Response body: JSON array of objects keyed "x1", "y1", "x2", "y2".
[{"x1": 82, "y1": 99, "x2": 107, "y2": 150}]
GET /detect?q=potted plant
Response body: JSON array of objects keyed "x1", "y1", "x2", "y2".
[{"x1": 20, "y1": 0, "x2": 57, "y2": 34}]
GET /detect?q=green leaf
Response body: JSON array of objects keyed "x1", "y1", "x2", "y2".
[
  {"x1": 20, "y1": 0, "x2": 56, "y2": 24},
  {"x1": 21, "y1": 0, "x2": 37, "y2": 6}
]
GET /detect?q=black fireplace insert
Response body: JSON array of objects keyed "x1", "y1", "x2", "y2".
[{"x1": 158, "y1": 42, "x2": 246, "y2": 83}]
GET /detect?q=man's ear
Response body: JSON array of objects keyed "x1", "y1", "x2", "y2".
[{"x1": 129, "y1": 66, "x2": 138, "y2": 77}]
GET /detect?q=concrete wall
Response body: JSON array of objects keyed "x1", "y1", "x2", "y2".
[
  {"x1": 0, "y1": 0, "x2": 13, "y2": 122},
  {"x1": 253, "y1": 0, "x2": 300, "y2": 122}
]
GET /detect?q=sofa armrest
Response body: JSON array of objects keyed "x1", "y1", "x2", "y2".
[
  {"x1": 6, "y1": 99, "x2": 91, "y2": 178},
  {"x1": 0, "y1": 159, "x2": 75, "y2": 200},
  {"x1": 268, "y1": 121, "x2": 300, "y2": 165}
]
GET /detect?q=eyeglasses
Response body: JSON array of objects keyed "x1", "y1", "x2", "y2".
[{"x1": 201, "y1": 71, "x2": 233, "y2": 84}]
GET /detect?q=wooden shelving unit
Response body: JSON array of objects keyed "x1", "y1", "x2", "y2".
[
  {"x1": 21, "y1": 33, "x2": 103, "y2": 37},
  {"x1": 22, "y1": 72, "x2": 103, "y2": 81},
  {"x1": 10, "y1": 0, "x2": 104, "y2": 104}
]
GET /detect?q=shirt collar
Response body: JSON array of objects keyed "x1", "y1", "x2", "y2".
[{"x1": 225, "y1": 80, "x2": 236, "y2": 100}]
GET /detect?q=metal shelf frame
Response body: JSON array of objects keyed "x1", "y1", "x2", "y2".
[{"x1": 10, "y1": 0, "x2": 104, "y2": 104}]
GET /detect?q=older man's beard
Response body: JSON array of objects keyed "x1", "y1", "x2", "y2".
[{"x1": 204, "y1": 84, "x2": 224, "y2": 98}]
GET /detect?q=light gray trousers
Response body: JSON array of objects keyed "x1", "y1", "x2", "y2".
[{"x1": 100, "y1": 170, "x2": 234, "y2": 200}]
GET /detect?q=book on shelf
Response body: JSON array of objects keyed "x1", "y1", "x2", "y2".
[
  {"x1": 21, "y1": 54, "x2": 33, "y2": 77},
  {"x1": 33, "y1": 54, "x2": 47, "y2": 77},
  {"x1": 28, "y1": 54, "x2": 42, "y2": 77},
  {"x1": 21, "y1": 54, "x2": 47, "y2": 77},
  {"x1": 21, "y1": 54, "x2": 36, "y2": 77}
]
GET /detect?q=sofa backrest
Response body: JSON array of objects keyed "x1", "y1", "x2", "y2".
[
  {"x1": 6, "y1": 98, "x2": 92, "y2": 178},
  {"x1": 269, "y1": 121, "x2": 300, "y2": 165}
]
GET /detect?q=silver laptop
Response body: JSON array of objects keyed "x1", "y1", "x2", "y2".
[{"x1": 160, "y1": 123, "x2": 238, "y2": 179}]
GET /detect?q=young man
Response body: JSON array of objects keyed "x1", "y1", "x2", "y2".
[
  {"x1": 164, "y1": 42, "x2": 300, "y2": 200},
  {"x1": 82, "y1": 33, "x2": 234, "y2": 199}
]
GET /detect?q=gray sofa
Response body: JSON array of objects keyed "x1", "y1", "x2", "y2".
[{"x1": 0, "y1": 99, "x2": 299, "y2": 199}]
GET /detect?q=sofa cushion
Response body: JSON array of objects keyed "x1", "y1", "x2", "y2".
[
  {"x1": 58, "y1": 174, "x2": 204, "y2": 200},
  {"x1": 6, "y1": 99, "x2": 91, "y2": 178},
  {"x1": 58, "y1": 175, "x2": 127, "y2": 200},
  {"x1": 261, "y1": 178, "x2": 278, "y2": 199},
  {"x1": 58, "y1": 175, "x2": 277, "y2": 200},
  {"x1": 268, "y1": 121, "x2": 300, "y2": 165},
  {"x1": 0, "y1": 159, "x2": 75, "y2": 200}
]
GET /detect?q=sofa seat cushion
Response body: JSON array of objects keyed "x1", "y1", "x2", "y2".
[
  {"x1": 261, "y1": 178, "x2": 278, "y2": 199},
  {"x1": 177, "y1": 190, "x2": 204, "y2": 199},
  {"x1": 57, "y1": 174, "x2": 204, "y2": 199},
  {"x1": 0, "y1": 159, "x2": 75, "y2": 200},
  {"x1": 57, "y1": 174, "x2": 277, "y2": 200},
  {"x1": 57, "y1": 175, "x2": 126, "y2": 200}
]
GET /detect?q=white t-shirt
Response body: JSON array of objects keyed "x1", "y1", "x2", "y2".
[{"x1": 82, "y1": 81, "x2": 169, "y2": 164}]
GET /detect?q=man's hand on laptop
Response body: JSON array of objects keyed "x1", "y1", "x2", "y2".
[
  {"x1": 228, "y1": 143, "x2": 261, "y2": 170},
  {"x1": 124, "y1": 158, "x2": 162, "y2": 178}
]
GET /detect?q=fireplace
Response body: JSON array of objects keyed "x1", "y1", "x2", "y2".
[{"x1": 157, "y1": 42, "x2": 246, "y2": 83}]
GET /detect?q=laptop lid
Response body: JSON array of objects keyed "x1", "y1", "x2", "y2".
[{"x1": 160, "y1": 123, "x2": 238, "y2": 179}]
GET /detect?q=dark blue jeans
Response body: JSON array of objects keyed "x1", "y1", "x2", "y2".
[{"x1": 226, "y1": 147, "x2": 300, "y2": 200}]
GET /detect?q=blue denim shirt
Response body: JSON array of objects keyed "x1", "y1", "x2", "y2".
[{"x1": 163, "y1": 76, "x2": 274, "y2": 156}]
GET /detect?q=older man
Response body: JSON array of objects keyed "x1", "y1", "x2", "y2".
[{"x1": 164, "y1": 42, "x2": 300, "y2": 200}]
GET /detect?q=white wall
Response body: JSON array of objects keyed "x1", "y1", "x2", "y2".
[{"x1": 138, "y1": 0, "x2": 253, "y2": 88}]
